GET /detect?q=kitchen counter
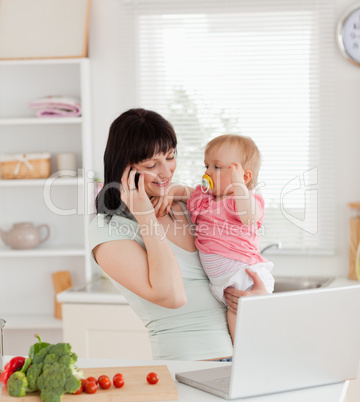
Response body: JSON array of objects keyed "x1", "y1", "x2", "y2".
[
  {"x1": 57, "y1": 275, "x2": 127, "y2": 304},
  {"x1": 54, "y1": 277, "x2": 360, "y2": 401},
  {"x1": 57, "y1": 275, "x2": 359, "y2": 305},
  {"x1": 79, "y1": 358, "x2": 349, "y2": 402},
  {"x1": 0, "y1": 357, "x2": 349, "y2": 402}
]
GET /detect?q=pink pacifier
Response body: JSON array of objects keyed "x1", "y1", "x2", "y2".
[{"x1": 201, "y1": 174, "x2": 214, "y2": 193}]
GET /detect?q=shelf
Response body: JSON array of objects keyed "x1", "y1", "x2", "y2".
[
  {"x1": 0, "y1": 245, "x2": 86, "y2": 257},
  {"x1": 0, "y1": 177, "x2": 82, "y2": 187},
  {"x1": 0, "y1": 117, "x2": 82, "y2": 126},
  {"x1": 1, "y1": 57, "x2": 92, "y2": 348},
  {"x1": 0, "y1": 58, "x2": 88, "y2": 66},
  {"x1": 3, "y1": 314, "x2": 63, "y2": 330}
]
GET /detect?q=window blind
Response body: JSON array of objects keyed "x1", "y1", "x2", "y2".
[{"x1": 121, "y1": 0, "x2": 335, "y2": 254}]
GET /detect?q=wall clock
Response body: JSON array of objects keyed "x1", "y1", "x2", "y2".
[{"x1": 337, "y1": 3, "x2": 360, "y2": 66}]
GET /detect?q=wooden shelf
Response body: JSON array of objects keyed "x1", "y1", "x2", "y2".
[
  {"x1": 0, "y1": 245, "x2": 86, "y2": 257},
  {"x1": 0, "y1": 117, "x2": 82, "y2": 126},
  {"x1": 4, "y1": 314, "x2": 63, "y2": 330}
]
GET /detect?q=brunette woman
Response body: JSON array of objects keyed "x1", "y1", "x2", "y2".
[{"x1": 89, "y1": 108, "x2": 267, "y2": 360}]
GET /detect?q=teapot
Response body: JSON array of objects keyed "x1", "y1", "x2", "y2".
[{"x1": 0, "y1": 222, "x2": 50, "y2": 250}]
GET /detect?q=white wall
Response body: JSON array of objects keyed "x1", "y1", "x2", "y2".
[
  {"x1": 88, "y1": 0, "x2": 136, "y2": 177},
  {"x1": 88, "y1": 0, "x2": 360, "y2": 278}
]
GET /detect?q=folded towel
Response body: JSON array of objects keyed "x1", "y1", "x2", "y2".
[{"x1": 30, "y1": 96, "x2": 81, "y2": 117}]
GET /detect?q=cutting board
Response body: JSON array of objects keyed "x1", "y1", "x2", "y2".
[{"x1": 1, "y1": 366, "x2": 178, "y2": 401}]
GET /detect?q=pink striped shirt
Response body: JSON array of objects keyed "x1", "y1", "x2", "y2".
[{"x1": 187, "y1": 185, "x2": 267, "y2": 265}]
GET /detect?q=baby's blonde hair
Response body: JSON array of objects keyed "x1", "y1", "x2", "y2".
[{"x1": 205, "y1": 134, "x2": 261, "y2": 190}]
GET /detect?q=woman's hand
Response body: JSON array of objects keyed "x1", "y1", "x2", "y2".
[
  {"x1": 224, "y1": 268, "x2": 269, "y2": 314},
  {"x1": 120, "y1": 166, "x2": 154, "y2": 217}
]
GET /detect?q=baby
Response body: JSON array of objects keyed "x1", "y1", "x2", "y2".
[{"x1": 153, "y1": 134, "x2": 274, "y2": 342}]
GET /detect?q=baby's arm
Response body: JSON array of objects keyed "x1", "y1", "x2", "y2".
[
  {"x1": 151, "y1": 183, "x2": 195, "y2": 217},
  {"x1": 229, "y1": 163, "x2": 262, "y2": 225},
  {"x1": 170, "y1": 183, "x2": 195, "y2": 202}
]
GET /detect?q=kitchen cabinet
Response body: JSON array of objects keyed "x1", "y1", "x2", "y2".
[
  {"x1": 62, "y1": 303, "x2": 152, "y2": 360},
  {"x1": 346, "y1": 361, "x2": 360, "y2": 402},
  {"x1": 0, "y1": 58, "x2": 96, "y2": 355},
  {"x1": 58, "y1": 277, "x2": 152, "y2": 359}
]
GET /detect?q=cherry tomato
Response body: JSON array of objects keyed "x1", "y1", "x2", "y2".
[
  {"x1": 113, "y1": 373, "x2": 125, "y2": 388},
  {"x1": 73, "y1": 384, "x2": 83, "y2": 395},
  {"x1": 146, "y1": 372, "x2": 159, "y2": 385},
  {"x1": 98, "y1": 375, "x2": 111, "y2": 390},
  {"x1": 81, "y1": 379, "x2": 87, "y2": 388},
  {"x1": 86, "y1": 376, "x2": 98, "y2": 384},
  {"x1": 85, "y1": 381, "x2": 98, "y2": 394}
]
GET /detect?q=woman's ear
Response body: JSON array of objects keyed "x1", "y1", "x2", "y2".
[{"x1": 243, "y1": 170, "x2": 252, "y2": 185}]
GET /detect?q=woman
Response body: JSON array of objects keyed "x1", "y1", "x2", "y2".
[{"x1": 89, "y1": 108, "x2": 267, "y2": 361}]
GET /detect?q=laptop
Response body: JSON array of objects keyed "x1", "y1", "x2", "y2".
[{"x1": 175, "y1": 285, "x2": 360, "y2": 399}]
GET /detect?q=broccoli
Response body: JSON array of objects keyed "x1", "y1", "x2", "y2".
[
  {"x1": 26, "y1": 362, "x2": 43, "y2": 392},
  {"x1": 7, "y1": 371, "x2": 29, "y2": 397},
  {"x1": 7, "y1": 356, "x2": 33, "y2": 397},
  {"x1": 26, "y1": 344, "x2": 53, "y2": 392},
  {"x1": 25, "y1": 343, "x2": 82, "y2": 402}
]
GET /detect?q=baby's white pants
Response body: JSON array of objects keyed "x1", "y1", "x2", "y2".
[{"x1": 199, "y1": 251, "x2": 275, "y2": 304}]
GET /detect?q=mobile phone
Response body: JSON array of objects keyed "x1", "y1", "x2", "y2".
[{"x1": 129, "y1": 167, "x2": 140, "y2": 189}]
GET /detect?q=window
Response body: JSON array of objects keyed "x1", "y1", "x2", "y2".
[{"x1": 121, "y1": 0, "x2": 335, "y2": 254}]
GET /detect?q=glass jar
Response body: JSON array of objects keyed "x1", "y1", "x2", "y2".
[{"x1": 348, "y1": 203, "x2": 360, "y2": 280}]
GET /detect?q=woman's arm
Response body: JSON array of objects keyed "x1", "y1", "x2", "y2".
[
  {"x1": 94, "y1": 167, "x2": 187, "y2": 309},
  {"x1": 94, "y1": 236, "x2": 185, "y2": 309},
  {"x1": 223, "y1": 269, "x2": 268, "y2": 314}
]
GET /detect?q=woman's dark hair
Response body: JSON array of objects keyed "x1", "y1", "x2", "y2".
[{"x1": 96, "y1": 108, "x2": 177, "y2": 217}]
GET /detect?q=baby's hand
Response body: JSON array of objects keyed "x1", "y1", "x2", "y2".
[
  {"x1": 150, "y1": 194, "x2": 173, "y2": 218},
  {"x1": 228, "y1": 162, "x2": 245, "y2": 185},
  {"x1": 150, "y1": 184, "x2": 179, "y2": 218}
]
